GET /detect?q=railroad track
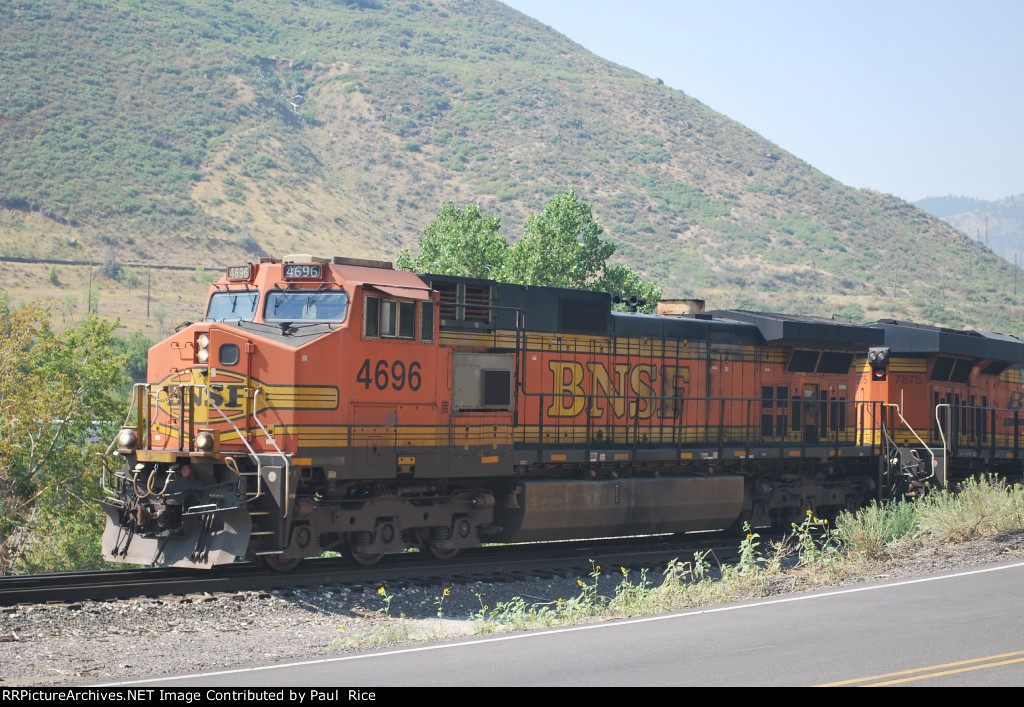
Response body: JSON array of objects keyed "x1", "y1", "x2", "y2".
[{"x1": 0, "y1": 532, "x2": 747, "y2": 606}]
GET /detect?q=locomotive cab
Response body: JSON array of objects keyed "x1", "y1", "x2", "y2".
[{"x1": 102, "y1": 256, "x2": 500, "y2": 568}]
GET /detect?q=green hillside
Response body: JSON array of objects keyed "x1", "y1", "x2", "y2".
[{"x1": 1, "y1": 0, "x2": 1020, "y2": 337}]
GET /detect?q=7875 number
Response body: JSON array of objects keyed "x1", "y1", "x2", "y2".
[{"x1": 356, "y1": 359, "x2": 423, "y2": 391}]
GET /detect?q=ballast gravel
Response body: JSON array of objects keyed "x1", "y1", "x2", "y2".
[{"x1": 3, "y1": 532, "x2": 1024, "y2": 686}]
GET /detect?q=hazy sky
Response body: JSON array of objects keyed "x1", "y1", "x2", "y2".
[{"x1": 501, "y1": 0, "x2": 1023, "y2": 203}]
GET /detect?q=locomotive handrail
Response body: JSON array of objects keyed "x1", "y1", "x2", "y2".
[
  {"x1": 514, "y1": 389, "x2": 879, "y2": 452},
  {"x1": 187, "y1": 382, "x2": 266, "y2": 503},
  {"x1": 250, "y1": 387, "x2": 291, "y2": 518},
  {"x1": 882, "y1": 402, "x2": 935, "y2": 485},
  {"x1": 115, "y1": 381, "x2": 290, "y2": 509},
  {"x1": 101, "y1": 382, "x2": 151, "y2": 494},
  {"x1": 934, "y1": 403, "x2": 951, "y2": 489}
]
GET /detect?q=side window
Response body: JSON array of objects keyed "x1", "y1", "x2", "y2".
[
  {"x1": 398, "y1": 301, "x2": 415, "y2": 338},
  {"x1": 364, "y1": 295, "x2": 418, "y2": 340},
  {"x1": 421, "y1": 302, "x2": 434, "y2": 342},
  {"x1": 380, "y1": 300, "x2": 397, "y2": 337},
  {"x1": 364, "y1": 296, "x2": 380, "y2": 338}
]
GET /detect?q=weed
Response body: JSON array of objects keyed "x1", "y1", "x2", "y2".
[
  {"x1": 916, "y1": 475, "x2": 1024, "y2": 543},
  {"x1": 376, "y1": 585, "x2": 394, "y2": 617},
  {"x1": 435, "y1": 587, "x2": 450, "y2": 618},
  {"x1": 737, "y1": 523, "x2": 762, "y2": 574},
  {"x1": 835, "y1": 499, "x2": 921, "y2": 559}
]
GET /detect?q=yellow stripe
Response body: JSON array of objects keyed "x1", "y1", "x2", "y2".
[
  {"x1": 890, "y1": 358, "x2": 927, "y2": 373},
  {"x1": 439, "y1": 329, "x2": 776, "y2": 361},
  {"x1": 817, "y1": 650, "x2": 1024, "y2": 687}
]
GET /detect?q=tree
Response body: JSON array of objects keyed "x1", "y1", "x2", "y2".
[
  {"x1": 396, "y1": 202, "x2": 508, "y2": 279},
  {"x1": 504, "y1": 186, "x2": 615, "y2": 290},
  {"x1": 399, "y1": 188, "x2": 662, "y2": 312},
  {"x1": 0, "y1": 303, "x2": 128, "y2": 573}
]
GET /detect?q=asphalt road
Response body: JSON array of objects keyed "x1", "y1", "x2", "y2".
[{"x1": 104, "y1": 559, "x2": 1024, "y2": 687}]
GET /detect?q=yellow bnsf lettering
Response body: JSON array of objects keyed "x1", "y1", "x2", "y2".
[
  {"x1": 587, "y1": 362, "x2": 630, "y2": 417},
  {"x1": 548, "y1": 361, "x2": 586, "y2": 417},
  {"x1": 1009, "y1": 391, "x2": 1024, "y2": 410},
  {"x1": 659, "y1": 365, "x2": 690, "y2": 419},
  {"x1": 207, "y1": 384, "x2": 247, "y2": 409},
  {"x1": 629, "y1": 364, "x2": 658, "y2": 419},
  {"x1": 547, "y1": 360, "x2": 689, "y2": 420}
]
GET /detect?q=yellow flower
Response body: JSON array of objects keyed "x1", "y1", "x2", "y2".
[
  {"x1": 577, "y1": 579, "x2": 584, "y2": 587},
  {"x1": 806, "y1": 509, "x2": 812, "y2": 516},
  {"x1": 377, "y1": 586, "x2": 386, "y2": 596},
  {"x1": 443, "y1": 587, "x2": 451, "y2": 597},
  {"x1": 823, "y1": 518, "x2": 828, "y2": 525},
  {"x1": 558, "y1": 598, "x2": 563, "y2": 603},
  {"x1": 746, "y1": 533, "x2": 753, "y2": 540},
  {"x1": 596, "y1": 565, "x2": 601, "y2": 570},
  {"x1": 621, "y1": 566, "x2": 628, "y2": 575}
]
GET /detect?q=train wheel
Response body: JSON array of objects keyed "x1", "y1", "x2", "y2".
[
  {"x1": 247, "y1": 550, "x2": 302, "y2": 572},
  {"x1": 345, "y1": 534, "x2": 383, "y2": 566},
  {"x1": 261, "y1": 554, "x2": 303, "y2": 572},
  {"x1": 424, "y1": 545, "x2": 460, "y2": 561},
  {"x1": 415, "y1": 528, "x2": 459, "y2": 561}
]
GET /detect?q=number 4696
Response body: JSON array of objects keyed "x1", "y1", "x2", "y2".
[{"x1": 356, "y1": 359, "x2": 422, "y2": 391}]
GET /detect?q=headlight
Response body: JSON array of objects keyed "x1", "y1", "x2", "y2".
[
  {"x1": 196, "y1": 332, "x2": 210, "y2": 364},
  {"x1": 117, "y1": 427, "x2": 138, "y2": 449},
  {"x1": 194, "y1": 430, "x2": 216, "y2": 452}
]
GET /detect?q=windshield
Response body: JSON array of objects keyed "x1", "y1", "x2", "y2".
[
  {"x1": 264, "y1": 290, "x2": 350, "y2": 323},
  {"x1": 205, "y1": 290, "x2": 260, "y2": 322}
]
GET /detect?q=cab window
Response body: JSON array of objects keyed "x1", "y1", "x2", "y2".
[
  {"x1": 205, "y1": 291, "x2": 260, "y2": 322},
  {"x1": 265, "y1": 290, "x2": 349, "y2": 322}
]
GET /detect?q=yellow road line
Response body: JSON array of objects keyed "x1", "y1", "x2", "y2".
[{"x1": 817, "y1": 650, "x2": 1024, "y2": 686}]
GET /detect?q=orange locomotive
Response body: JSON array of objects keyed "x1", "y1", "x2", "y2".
[{"x1": 101, "y1": 256, "x2": 1024, "y2": 568}]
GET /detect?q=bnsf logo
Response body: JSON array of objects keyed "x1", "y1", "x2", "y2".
[
  {"x1": 547, "y1": 360, "x2": 690, "y2": 419},
  {"x1": 158, "y1": 383, "x2": 254, "y2": 422},
  {"x1": 1009, "y1": 391, "x2": 1024, "y2": 410},
  {"x1": 203, "y1": 384, "x2": 248, "y2": 409}
]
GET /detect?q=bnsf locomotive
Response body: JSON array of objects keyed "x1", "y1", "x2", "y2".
[{"x1": 101, "y1": 255, "x2": 1024, "y2": 568}]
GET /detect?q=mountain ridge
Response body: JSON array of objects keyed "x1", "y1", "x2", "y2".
[
  {"x1": 916, "y1": 194, "x2": 1024, "y2": 268},
  {"x1": 1, "y1": 0, "x2": 1020, "y2": 337}
]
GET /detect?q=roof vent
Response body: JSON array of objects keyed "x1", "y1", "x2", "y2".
[
  {"x1": 657, "y1": 299, "x2": 706, "y2": 316},
  {"x1": 283, "y1": 253, "x2": 330, "y2": 263}
]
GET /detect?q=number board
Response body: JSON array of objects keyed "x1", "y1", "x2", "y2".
[
  {"x1": 283, "y1": 264, "x2": 322, "y2": 280},
  {"x1": 226, "y1": 265, "x2": 252, "y2": 281}
]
